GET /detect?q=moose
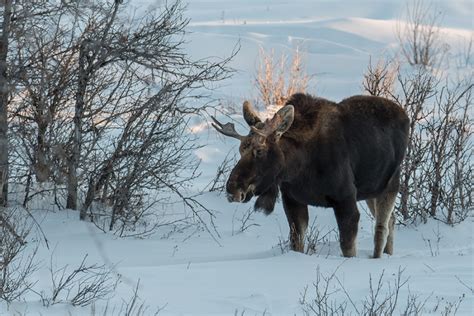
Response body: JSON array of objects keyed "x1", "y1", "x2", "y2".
[{"x1": 212, "y1": 93, "x2": 409, "y2": 258}]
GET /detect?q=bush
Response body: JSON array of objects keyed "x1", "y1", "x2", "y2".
[
  {"x1": 8, "y1": 0, "x2": 235, "y2": 235},
  {"x1": 255, "y1": 47, "x2": 310, "y2": 110}
]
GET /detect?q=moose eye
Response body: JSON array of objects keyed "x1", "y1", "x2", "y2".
[{"x1": 254, "y1": 148, "x2": 265, "y2": 158}]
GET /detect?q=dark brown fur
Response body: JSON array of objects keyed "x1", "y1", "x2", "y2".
[{"x1": 221, "y1": 93, "x2": 409, "y2": 257}]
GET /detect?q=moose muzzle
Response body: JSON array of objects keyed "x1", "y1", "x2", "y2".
[{"x1": 226, "y1": 182, "x2": 255, "y2": 203}]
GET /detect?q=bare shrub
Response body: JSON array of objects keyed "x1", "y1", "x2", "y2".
[
  {"x1": 393, "y1": 68, "x2": 438, "y2": 222},
  {"x1": 304, "y1": 217, "x2": 337, "y2": 256},
  {"x1": 402, "y1": 292, "x2": 431, "y2": 315},
  {"x1": 422, "y1": 223, "x2": 442, "y2": 257},
  {"x1": 232, "y1": 206, "x2": 260, "y2": 235},
  {"x1": 300, "y1": 266, "x2": 465, "y2": 315},
  {"x1": 90, "y1": 280, "x2": 163, "y2": 316},
  {"x1": 117, "y1": 281, "x2": 161, "y2": 316},
  {"x1": 396, "y1": 0, "x2": 447, "y2": 69},
  {"x1": 363, "y1": 54, "x2": 472, "y2": 224},
  {"x1": 233, "y1": 309, "x2": 268, "y2": 316},
  {"x1": 423, "y1": 79, "x2": 473, "y2": 223},
  {"x1": 359, "y1": 269, "x2": 408, "y2": 315},
  {"x1": 256, "y1": 47, "x2": 309, "y2": 110},
  {"x1": 432, "y1": 294, "x2": 466, "y2": 316},
  {"x1": 207, "y1": 151, "x2": 237, "y2": 193},
  {"x1": 394, "y1": 72, "x2": 472, "y2": 224},
  {"x1": 389, "y1": 1, "x2": 472, "y2": 224},
  {"x1": 304, "y1": 218, "x2": 321, "y2": 256},
  {"x1": 8, "y1": 1, "x2": 76, "y2": 189},
  {"x1": 299, "y1": 265, "x2": 348, "y2": 316},
  {"x1": 364, "y1": 62, "x2": 436, "y2": 222},
  {"x1": 0, "y1": 207, "x2": 39, "y2": 303},
  {"x1": 455, "y1": 275, "x2": 474, "y2": 296},
  {"x1": 40, "y1": 254, "x2": 119, "y2": 307},
  {"x1": 363, "y1": 57, "x2": 399, "y2": 98},
  {"x1": 8, "y1": 0, "x2": 235, "y2": 236},
  {"x1": 273, "y1": 217, "x2": 337, "y2": 256},
  {"x1": 455, "y1": 36, "x2": 473, "y2": 71},
  {"x1": 275, "y1": 236, "x2": 289, "y2": 254}
]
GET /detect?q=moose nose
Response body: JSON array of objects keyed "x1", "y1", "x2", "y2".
[{"x1": 227, "y1": 190, "x2": 246, "y2": 203}]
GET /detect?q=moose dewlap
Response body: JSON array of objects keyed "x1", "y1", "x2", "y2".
[{"x1": 212, "y1": 93, "x2": 409, "y2": 258}]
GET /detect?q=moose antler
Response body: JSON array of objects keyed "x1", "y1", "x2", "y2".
[{"x1": 211, "y1": 116, "x2": 245, "y2": 140}]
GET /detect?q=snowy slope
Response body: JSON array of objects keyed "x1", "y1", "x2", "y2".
[{"x1": 2, "y1": 0, "x2": 473, "y2": 315}]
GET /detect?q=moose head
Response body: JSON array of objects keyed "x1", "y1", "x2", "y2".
[{"x1": 211, "y1": 101, "x2": 294, "y2": 213}]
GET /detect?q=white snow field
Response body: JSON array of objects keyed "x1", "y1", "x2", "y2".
[{"x1": 2, "y1": 0, "x2": 473, "y2": 315}]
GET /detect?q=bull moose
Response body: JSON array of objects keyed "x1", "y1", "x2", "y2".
[{"x1": 212, "y1": 93, "x2": 409, "y2": 258}]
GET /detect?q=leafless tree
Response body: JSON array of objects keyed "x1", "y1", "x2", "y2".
[
  {"x1": 8, "y1": 2, "x2": 77, "y2": 196},
  {"x1": 0, "y1": 0, "x2": 12, "y2": 206}
]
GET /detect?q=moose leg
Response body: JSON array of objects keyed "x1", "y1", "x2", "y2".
[
  {"x1": 373, "y1": 191, "x2": 397, "y2": 258},
  {"x1": 384, "y1": 212, "x2": 395, "y2": 255},
  {"x1": 366, "y1": 199, "x2": 376, "y2": 217},
  {"x1": 333, "y1": 197, "x2": 360, "y2": 257},
  {"x1": 282, "y1": 192, "x2": 308, "y2": 253}
]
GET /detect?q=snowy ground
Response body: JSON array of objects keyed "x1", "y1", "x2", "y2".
[{"x1": 3, "y1": 0, "x2": 473, "y2": 315}]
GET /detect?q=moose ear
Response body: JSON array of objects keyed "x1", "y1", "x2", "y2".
[
  {"x1": 274, "y1": 104, "x2": 294, "y2": 138},
  {"x1": 243, "y1": 101, "x2": 261, "y2": 126}
]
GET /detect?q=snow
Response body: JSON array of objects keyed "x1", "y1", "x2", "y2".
[{"x1": 2, "y1": 0, "x2": 473, "y2": 315}]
